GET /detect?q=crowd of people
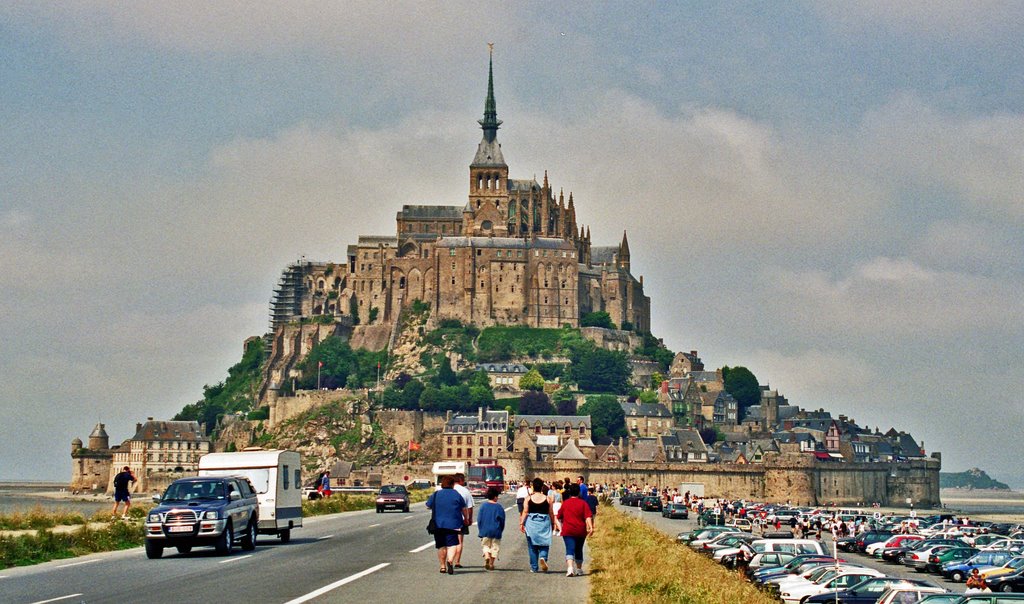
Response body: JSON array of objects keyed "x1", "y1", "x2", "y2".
[{"x1": 426, "y1": 474, "x2": 598, "y2": 576}]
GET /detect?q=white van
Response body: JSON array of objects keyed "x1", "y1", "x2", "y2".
[
  {"x1": 199, "y1": 448, "x2": 303, "y2": 542},
  {"x1": 431, "y1": 461, "x2": 467, "y2": 484},
  {"x1": 750, "y1": 538, "x2": 825, "y2": 556}
]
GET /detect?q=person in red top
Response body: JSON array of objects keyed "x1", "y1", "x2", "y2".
[{"x1": 556, "y1": 482, "x2": 594, "y2": 577}]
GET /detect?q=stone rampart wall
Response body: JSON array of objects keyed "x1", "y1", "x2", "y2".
[
  {"x1": 269, "y1": 389, "x2": 360, "y2": 427},
  {"x1": 508, "y1": 454, "x2": 940, "y2": 507}
]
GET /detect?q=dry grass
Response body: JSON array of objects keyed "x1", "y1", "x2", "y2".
[{"x1": 588, "y1": 503, "x2": 776, "y2": 604}]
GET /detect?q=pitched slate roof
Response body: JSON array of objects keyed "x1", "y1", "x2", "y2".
[
  {"x1": 130, "y1": 420, "x2": 207, "y2": 443},
  {"x1": 398, "y1": 205, "x2": 463, "y2": 220},
  {"x1": 515, "y1": 415, "x2": 591, "y2": 428},
  {"x1": 554, "y1": 439, "x2": 587, "y2": 460},
  {"x1": 590, "y1": 246, "x2": 618, "y2": 264},
  {"x1": 629, "y1": 438, "x2": 659, "y2": 462},
  {"x1": 619, "y1": 401, "x2": 672, "y2": 417}
]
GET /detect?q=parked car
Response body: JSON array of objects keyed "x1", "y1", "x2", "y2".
[
  {"x1": 942, "y1": 550, "x2": 1015, "y2": 582},
  {"x1": 641, "y1": 496, "x2": 663, "y2": 512},
  {"x1": 375, "y1": 484, "x2": 410, "y2": 513},
  {"x1": 407, "y1": 479, "x2": 432, "y2": 490},
  {"x1": 984, "y1": 565, "x2": 1024, "y2": 593},
  {"x1": 855, "y1": 530, "x2": 895, "y2": 553},
  {"x1": 145, "y1": 476, "x2": 259, "y2": 559},
  {"x1": 925, "y1": 547, "x2": 978, "y2": 574},
  {"x1": 803, "y1": 577, "x2": 940, "y2": 604},
  {"x1": 620, "y1": 492, "x2": 643, "y2": 507},
  {"x1": 661, "y1": 502, "x2": 689, "y2": 519},
  {"x1": 874, "y1": 585, "x2": 948, "y2": 604}
]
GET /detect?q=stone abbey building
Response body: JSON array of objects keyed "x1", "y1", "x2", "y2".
[{"x1": 270, "y1": 54, "x2": 650, "y2": 333}]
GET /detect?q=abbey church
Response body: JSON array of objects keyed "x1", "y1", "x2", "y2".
[{"x1": 270, "y1": 54, "x2": 650, "y2": 334}]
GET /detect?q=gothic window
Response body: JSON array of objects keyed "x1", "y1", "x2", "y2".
[
  {"x1": 481, "y1": 220, "x2": 493, "y2": 230},
  {"x1": 477, "y1": 200, "x2": 481, "y2": 208},
  {"x1": 479, "y1": 447, "x2": 484, "y2": 457}
]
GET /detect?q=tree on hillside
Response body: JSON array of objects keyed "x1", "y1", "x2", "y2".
[
  {"x1": 552, "y1": 387, "x2": 577, "y2": 415},
  {"x1": 433, "y1": 357, "x2": 458, "y2": 387},
  {"x1": 518, "y1": 390, "x2": 554, "y2": 415},
  {"x1": 721, "y1": 365, "x2": 760, "y2": 421},
  {"x1": 699, "y1": 427, "x2": 719, "y2": 445},
  {"x1": 571, "y1": 348, "x2": 630, "y2": 394},
  {"x1": 580, "y1": 311, "x2": 615, "y2": 329},
  {"x1": 578, "y1": 394, "x2": 626, "y2": 443},
  {"x1": 519, "y1": 368, "x2": 545, "y2": 391},
  {"x1": 637, "y1": 389, "x2": 658, "y2": 405}
]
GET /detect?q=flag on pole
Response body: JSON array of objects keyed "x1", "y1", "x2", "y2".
[
  {"x1": 408, "y1": 441, "x2": 421, "y2": 451},
  {"x1": 318, "y1": 361, "x2": 323, "y2": 368}
]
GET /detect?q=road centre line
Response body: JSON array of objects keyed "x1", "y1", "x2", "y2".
[
  {"x1": 318, "y1": 534, "x2": 334, "y2": 540},
  {"x1": 218, "y1": 554, "x2": 252, "y2": 564},
  {"x1": 54, "y1": 559, "x2": 100, "y2": 569},
  {"x1": 368, "y1": 523, "x2": 381, "y2": 528},
  {"x1": 504, "y1": 505, "x2": 515, "y2": 511},
  {"x1": 283, "y1": 562, "x2": 390, "y2": 604},
  {"x1": 409, "y1": 541, "x2": 434, "y2": 553},
  {"x1": 29, "y1": 595, "x2": 83, "y2": 604}
]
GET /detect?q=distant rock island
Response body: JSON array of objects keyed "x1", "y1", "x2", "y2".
[{"x1": 940, "y1": 467, "x2": 1010, "y2": 490}]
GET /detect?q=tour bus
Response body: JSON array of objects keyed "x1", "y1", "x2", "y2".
[
  {"x1": 469, "y1": 459, "x2": 506, "y2": 491},
  {"x1": 198, "y1": 448, "x2": 302, "y2": 542}
]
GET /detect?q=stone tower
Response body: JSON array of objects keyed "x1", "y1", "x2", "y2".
[
  {"x1": 465, "y1": 48, "x2": 510, "y2": 237},
  {"x1": 88, "y1": 423, "x2": 109, "y2": 450}
]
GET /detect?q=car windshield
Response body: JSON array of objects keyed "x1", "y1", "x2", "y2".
[
  {"x1": 379, "y1": 485, "x2": 406, "y2": 494},
  {"x1": 163, "y1": 481, "x2": 226, "y2": 501}
]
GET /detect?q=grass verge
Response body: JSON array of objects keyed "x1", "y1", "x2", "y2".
[
  {"x1": 589, "y1": 503, "x2": 775, "y2": 604},
  {"x1": 1, "y1": 520, "x2": 144, "y2": 568}
]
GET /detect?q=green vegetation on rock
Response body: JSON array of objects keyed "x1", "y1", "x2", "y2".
[
  {"x1": 940, "y1": 468, "x2": 1010, "y2": 490},
  {"x1": 174, "y1": 337, "x2": 265, "y2": 433}
]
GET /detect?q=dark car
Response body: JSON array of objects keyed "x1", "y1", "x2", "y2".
[
  {"x1": 620, "y1": 492, "x2": 643, "y2": 507},
  {"x1": 855, "y1": 530, "x2": 894, "y2": 553},
  {"x1": 145, "y1": 476, "x2": 259, "y2": 559},
  {"x1": 662, "y1": 502, "x2": 689, "y2": 519},
  {"x1": 641, "y1": 496, "x2": 663, "y2": 512},
  {"x1": 803, "y1": 577, "x2": 938, "y2": 604},
  {"x1": 375, "y1": 484, "x2": 410, "y2": 513},
  {"x1": 986, "y1": 566, "x2": 1024, "y2": 593}
]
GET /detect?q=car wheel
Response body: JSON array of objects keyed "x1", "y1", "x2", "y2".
[
  {"x1": 215, "y1": 523, "x2": 233, "y2": 555},
  {"x1": 279, "y1": 529, "x2": 291, "y2": 543},
  {"x1": 951, "y1": 570, "x2": 964, "y2": 582},
  {"x1": 241, "y1": 520, "x2": 257, "y2": 551},
  {"x1": 145, "y1": 540, "x2": 163, "y2": 559},
  {"x1": 1000, "y1": 584, "x2": 1015, "y2": 593},
  {"x1": 176, "y1": 545, "x2": 192, "y2": 554},
  {"x1": 896, "y1": 553, "x2": 905, "y2": 564},
  {"x1": 376, "y1": 507, "x2": 382, "y2": 513},
  {"x1": 403, "y1": 505, "x2": 409, "y2": 513}
]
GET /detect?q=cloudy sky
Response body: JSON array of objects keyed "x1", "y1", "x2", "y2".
[{"x1": 2, "y1": 2, "x2": 1022, "y2": 487}]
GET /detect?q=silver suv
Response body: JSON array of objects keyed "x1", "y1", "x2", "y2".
[{"x1": 145, "y1": 476, "x2": 259, "y2": 558}]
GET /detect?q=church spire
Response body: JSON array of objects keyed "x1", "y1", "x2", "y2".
[{"x1": 479, "y1": 44, "x2": 502, "y2": 143}]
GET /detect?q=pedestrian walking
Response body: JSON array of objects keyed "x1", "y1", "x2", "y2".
[
  {"x1": 452, "y1": 472, "x2": 474, "y2": 568},
  {"x1": 556, "y1": 483, "x2": 594, "y2": 576},
  {"x1": 477, "y1": 486, "x2": 506, "y2": 570},
  {"x1": 426, "y1": 475, "x2": 468, "y2": 575},
  {"x1": 515, "y1": 480, "x2": 529, "y2": 514},
  {"x1": 319, "y1": 470, "x2": 332, "y2": 497},
  {"x1": 111, "y1": 466, "x2": 136, "y2": 518},
  {"x1": 520, "y1": 477, "x2": 557, "y2": 572}
]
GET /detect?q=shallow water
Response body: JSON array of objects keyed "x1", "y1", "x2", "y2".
[{"x1": 0, "y1": 485, "x2": 110, "y2": 517}]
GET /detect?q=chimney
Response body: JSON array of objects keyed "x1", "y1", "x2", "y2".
[
  {"x1": 136, "y1": 423, "x2": 142, "y2": 432},
  {"x1": 660, "y1": 380, "x2": 669, "y2": 395},
  {"x1": 478, "y1": 406, "x2": 484, "y2": 422}
]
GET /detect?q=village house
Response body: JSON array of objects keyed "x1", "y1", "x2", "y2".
[{"x1": 442, "y1": 407, "x2": 510, "y2": 461}]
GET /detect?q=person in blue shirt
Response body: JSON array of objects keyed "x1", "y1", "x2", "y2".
[
  {"x1": 427, "y1": 475, "x2": 468, "y2": 574},
  {"x1": 477, "y1": 486, "x2": 506, "y2": 570}
]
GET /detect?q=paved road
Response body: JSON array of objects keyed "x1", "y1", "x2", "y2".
[
  {"x1": 615, "y1": 500, "x2": 967, "y2": 597},
  {"x1": 1, "y1": 495, "x2": 589, "y2": 604}
]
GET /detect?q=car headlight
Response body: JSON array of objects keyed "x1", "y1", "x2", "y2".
[
  {"x1": 203, "y1": 510, "x2": 220, "y2": 520},
  {"x1": 376, "y1": 498, "x2": 385, "y2": 503},
  {"x1": 148, "y1": 513, "x2": 160, "y2": 523}
]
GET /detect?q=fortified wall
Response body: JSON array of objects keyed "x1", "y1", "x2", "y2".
[{"x1": 504, "y1": 454, "x2": 940, "y2": 507}]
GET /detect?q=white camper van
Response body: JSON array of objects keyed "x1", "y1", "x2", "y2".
[
  {"x1": 431, "y1": 461, "x2": 466, "y2": 485},
  {"x1": 198, "y1": 448, "x2": 303, "y2": 542}
]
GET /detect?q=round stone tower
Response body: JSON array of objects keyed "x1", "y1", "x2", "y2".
[
  {"x1": 88, "y1": 423, "x2": 109, "y2": 450},
  {"x1": 71, "y1": 437, "x2": 83, "y2": 454}
]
